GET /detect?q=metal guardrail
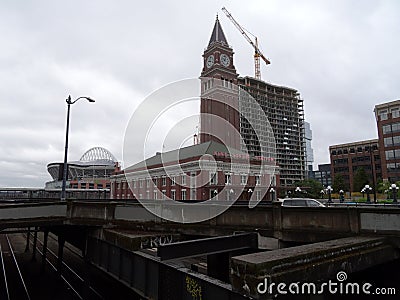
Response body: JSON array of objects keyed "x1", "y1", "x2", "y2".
[{"x1": 325, "y1": 202, "x2": 400, "y2": 208}]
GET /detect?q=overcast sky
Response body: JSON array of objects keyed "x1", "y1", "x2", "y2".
[{"x1": 0, "y1": 0, "x2": 399, "y2": 187}]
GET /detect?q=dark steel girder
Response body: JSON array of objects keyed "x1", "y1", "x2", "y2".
[{"x1": 157, "y1": 232, "x2": 258, "y2": 260}]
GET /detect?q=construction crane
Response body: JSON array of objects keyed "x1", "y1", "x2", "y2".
[{"x1": 222, "y1": 7, "x2": 270, "y2": 80}]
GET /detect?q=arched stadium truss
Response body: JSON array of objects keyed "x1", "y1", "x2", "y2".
[
  {"x1": 47, "y1": 147, "x2": 118, "y2": 182},
  {"x1": 80, "y1": 147, "x2": 117, "y2": 162}
]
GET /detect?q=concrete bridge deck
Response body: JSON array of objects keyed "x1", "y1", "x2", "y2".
[
  {"x1": 0, "y1": 200, "x2": 399, "y2": 299},
  {"x1": 1, "y1": 199, "x2": 400, "y2": 249},
  {"x1": 65, "y1": 200, "x2": 400, "y2": 241}
]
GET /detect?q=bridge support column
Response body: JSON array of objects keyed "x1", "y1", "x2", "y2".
[
  {"x1": 24, "y1": 227, "x2": 30, "y2": 252},
  {"x1": 82, "y1": 256, "x2": 93, "y2": 300},
  {"x1": 41, "y1": 230, "x2": 49, "y2": 273},
  {"x1": 207, "y1": 252, "x2": 230, "y2": 282},
  {"x1": 57, "y1": 235, "x2": 65, "y2": 275},
  {"x1": 31, "y1": 227, "x2": 38, "y2": 261}
]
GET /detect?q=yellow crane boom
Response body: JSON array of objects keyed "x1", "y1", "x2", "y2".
[{"x1": 222, "y1": 7, "x2": 270, "y2": 80}]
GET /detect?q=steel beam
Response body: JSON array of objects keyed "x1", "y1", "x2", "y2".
[
  {"x1": 41, "y1": 230, "x2": 48, "y2": 273},
  {"x1": 57, "y1": 235, "x2": 65, "y2": 275},
  {"x1": 31, "y1": 227, "x2": 38, "y2": 261},
  {"x1": 86, "y1": 236, "x2": 249, "y2": 300},
  {"x1": 24, "y1": 227, "x2": 30, "y2": 252},
  {"x1": 157, "y1": 232, "x2": 258, "y2": 260}
]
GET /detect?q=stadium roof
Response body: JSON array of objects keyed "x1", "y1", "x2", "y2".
[{"x1": 47, "y1": 147, "x2": 118, "y2": 181}]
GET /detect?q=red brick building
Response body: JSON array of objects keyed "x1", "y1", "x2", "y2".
[
  {"x1": 328, "y1": 99, "x2": 400, "y2": 191},
  {"x1": 200, "y1": 16, "x2": 241, "y2": 149},
  {"x1": 329, "y1": 140, "x2": 381, "y2": 191},
  {"x1": 375, "y1": 100, "x2": 400, "y2": 182},
  {"x1": 111, "y1": 141, "x2": 278, "y2": 202}
]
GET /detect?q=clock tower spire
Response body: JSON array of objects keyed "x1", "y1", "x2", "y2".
[
  {"x1": 200, "y1": 16, "x2": 240, "y2": 149},
  {"x1": 201, "y1": 15, "x2": 238, "y2": 79}
]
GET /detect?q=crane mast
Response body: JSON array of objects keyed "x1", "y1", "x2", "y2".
[{"x1": 221, "y1": 7, "x2": 270, "y2": 80}]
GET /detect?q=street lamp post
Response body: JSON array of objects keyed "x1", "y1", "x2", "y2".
[
  {"x1": 61, "y1": 95, "x2": 95, "y2": 201},
  {"x1": 213, "y1": 189, "x2": 218, "y2": 199},
  {"x1": 363, "y1": 184, "x2": 372, "y2": 204},
  {"x1": 326, "y1": 186, "x2": 333, "y2": 204},
  {"x1": 389, "y1": 183, "x2": 399, "y2": 203},
  {"x1": 269, "y1": 188, "x2": 275, "y2": 201},
  {"x1": 229, "y1": 189, "x2": 234, "y2": 201},
  {"x1": 295, "y1": 186, "x2": 301, "y2": 198},
  {"x1": 247, "y1": 188, "x2": 253, "y2": 201},
  {"x1": 339, "y1": 190, "x2": 344, "y2": 203}
]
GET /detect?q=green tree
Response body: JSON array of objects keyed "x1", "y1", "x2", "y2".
[
  {"x1": 353, "y1": 167, "x2": 369, "y2": 192},
  {"x1": 382, "y1": 180, "x2": 400, "y2": 199},
  {"x1": 377, "y1": 179, "x2": 389, "y2": 194},
  {"x1": 292, "y1": 179, "x2": 324, "y2": 199},
  {"x1": 332, "y1": 174, "x2": 347, "y2": 192}
]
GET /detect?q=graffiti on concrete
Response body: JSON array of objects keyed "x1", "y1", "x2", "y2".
[{"x1": 140, "y1": 234, "x2": 174, "y2": 248}]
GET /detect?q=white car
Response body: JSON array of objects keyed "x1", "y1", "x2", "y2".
[{"x1": 281, "y1": 198, "x2": 326, "y2": 207}]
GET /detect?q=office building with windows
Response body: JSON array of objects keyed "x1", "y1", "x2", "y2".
[
  {"x1": 375, "y1": 100, "x2": 400, "y2": 182},
  {"x1": 329, "y1": 140, "x2": 381, "y2": 191},
  {"x1": 311, "y1": 164, "x2": 332, "y2": 187}
]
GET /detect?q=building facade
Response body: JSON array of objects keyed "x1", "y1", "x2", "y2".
[
  {"x1": 200, "y1": 17, "x2": 306, "y2": 188},
  {"x1": 111, "y1": 141, "x2": 278, "y2": 201},
  {"x1": 311, "y1": 164, "x2": 332, "y2": 187},
  {"x1": 304, "y1": 122, "x2": 314, "y2": 177},
  {"x1": 329, "y1": 140, "x2": 381, "y2": 191},
  {"x1": 375, "y1": 100, "x2": 400, "y2": 182}
]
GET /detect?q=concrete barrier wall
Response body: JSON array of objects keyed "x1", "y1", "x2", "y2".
[
  {"x1": 280, "y1": 208, "x2": 356, "y2": 232},
  {"x1": 115, "y1": 205, "x2": 159, "y2": 222},
  {"x1": 360, "y1": 212, "x2": 400, "y2": 232},
  {"x1": 0, "y1": 203, "x2": 66, "y2": 219},
  {"x1": 68, "y1": 201, "x2": 116, "y2": 221},
  {"x1": 230, "y1": 236, "x2": 399, "y2": 299},
  {"x1": 66, "y1": 201, "x2": 400, "y2": 240},
  {"x1": 215, "y1": 206, "x2": 273, "y2": 227}
]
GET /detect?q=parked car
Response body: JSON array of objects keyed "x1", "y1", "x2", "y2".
[{"x1": 281, "y1": 198, "x2": 326, "y2": 207}]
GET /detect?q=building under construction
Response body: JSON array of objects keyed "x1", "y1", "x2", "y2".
[{"x1": 238, "y1": 76, "x2": 306, "y2": 187}]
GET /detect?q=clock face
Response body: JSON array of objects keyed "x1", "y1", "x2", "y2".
[
  {"x1": 206, "y1": 55, "x2": 214, "y2": 68},
  {"x1": 220, "y1": 54, "x2": 230, "y2": 67}
]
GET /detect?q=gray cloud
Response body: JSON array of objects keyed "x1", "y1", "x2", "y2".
[{"x1": 0, "y1": 0, "x2": 399, "y2": 186}]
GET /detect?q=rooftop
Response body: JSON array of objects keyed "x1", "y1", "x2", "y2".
[
  {"x1": 374, "y1": 99, "x2": 400, "y2": 110},
  {"x1": 329, "y1": 139, "x2": 378, "y2": 149},
  {"x1": 124, "y1": 141, "x2": 261, "y2": 173}
]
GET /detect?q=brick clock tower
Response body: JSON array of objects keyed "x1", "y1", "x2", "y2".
[{"x1": 200, "y1": 16, "x2": 240, "y2": 150}]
